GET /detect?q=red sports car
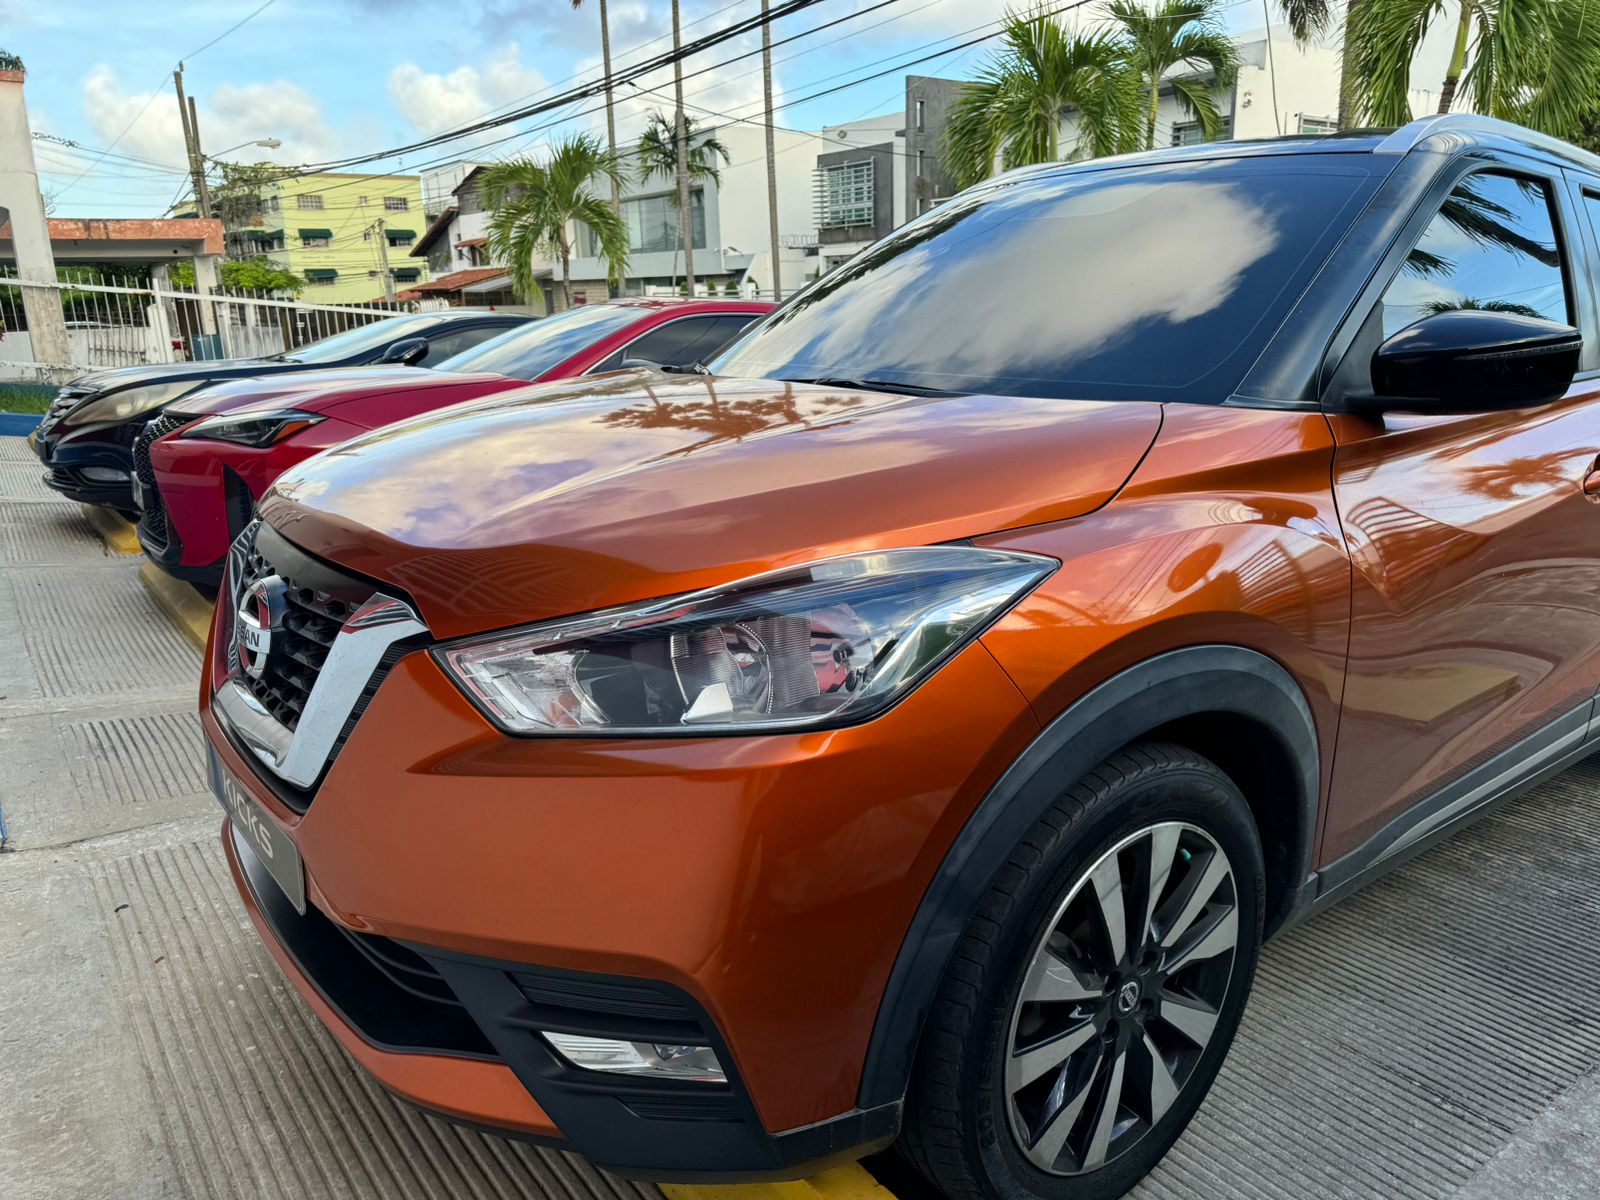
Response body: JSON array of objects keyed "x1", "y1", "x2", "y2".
[{"x1": 137, "y1": 299, "x2": 771, "y2": 585}]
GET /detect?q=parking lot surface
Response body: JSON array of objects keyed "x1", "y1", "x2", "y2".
[{"x1": 1, "y1": 431, "x2": 1597, "y2": 1199}]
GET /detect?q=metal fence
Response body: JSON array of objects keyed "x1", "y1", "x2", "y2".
[{"x1": 0, "y1": 268, "x2": 412, "y2": 378}]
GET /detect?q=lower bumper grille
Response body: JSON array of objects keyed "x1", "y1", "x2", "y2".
[{"x1": 131, "y1": 412, "x2": 193, "y2": 547}]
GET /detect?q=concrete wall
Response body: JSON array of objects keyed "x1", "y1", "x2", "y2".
[
  {"x1": 0, "y1": 68, "x2": 69, "y2": 367},
  {"x1": 904, "y1": 76, "x2": 963, "y2": 218}
]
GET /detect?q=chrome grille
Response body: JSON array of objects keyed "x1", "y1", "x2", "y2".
[
  {"x1": 233, "y1": 536, "x2": 361, "y2": 730},
  {"x1": 217, "y1": 521, "x2": 427, "y2": 797}
]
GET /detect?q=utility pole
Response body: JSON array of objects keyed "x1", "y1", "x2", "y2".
[
  {"x1": 761, "y1": 0, "x2": 782, "y2": 302},
  {"x1": 671, "y1": 0, "x2": 694, "y2": 297},
  {"x1": 173, "y1": 64, "x2": 211, "y2": 218},
  {"x1": 373, "y1": 218, "x2": 396, "y2": 302}
]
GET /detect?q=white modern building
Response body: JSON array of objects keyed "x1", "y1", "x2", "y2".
[
  {"x1": 1062, "y1": 28, "x2": 1440, "y2": 154},
  {"x1": 562, "y1": 121, "x2": 822, "y2": 302}
]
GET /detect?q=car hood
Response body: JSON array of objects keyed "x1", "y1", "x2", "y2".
[
  {"x1": 165, "y1": 367, "x2": 498, "y2": 419},
  {"x1": 259, "y1": 373, "x2": 1163, "y2": 639},
  {"x1": 68, "y1": 358, "x2": 295, "y2": 395}
]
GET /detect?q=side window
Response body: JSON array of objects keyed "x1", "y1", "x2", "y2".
[
  {"x1": 591, "y1": 316, "x2": 730, "y2": 372},
  {"x1": 424, "y1": 324, "x2": 514, "y2": 364},
  {"x1": 697, "y1": 314, "x2": 762, "y2": 359},
  {"x1": 1380, "y1": 172, "x2": 1569, "y2": 339}
]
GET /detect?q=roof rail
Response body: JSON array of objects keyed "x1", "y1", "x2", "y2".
[{"x1": 1374, "y1": 113, "x2": 1600, "y2": 169}]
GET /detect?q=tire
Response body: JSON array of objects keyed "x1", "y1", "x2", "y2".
[{"x1": 898, "y1": 742, "x2": 1265, "y2": 1200}]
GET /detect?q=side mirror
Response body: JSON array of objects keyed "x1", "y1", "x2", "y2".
[
  {"x1": 380, "y1": 337, "x2": 429, "y2": 366},
  {"x1": 1365, "y1": 309, "x2": 1581, "y2": 414}
]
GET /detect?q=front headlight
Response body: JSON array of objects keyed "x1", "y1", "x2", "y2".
[
  {"x1": 180, "y1": 409, "x2": 326, "y2": 447},
  {"x1": 434, "y1": 546, "x2": 1054, "y2": 736},
  {"x1": 71, "y1": 379, "x2": 203, "y2": 424}
]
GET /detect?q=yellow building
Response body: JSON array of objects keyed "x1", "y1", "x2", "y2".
[{"x1": 223, "y1": 172, "x2": 428, "y2": 305}]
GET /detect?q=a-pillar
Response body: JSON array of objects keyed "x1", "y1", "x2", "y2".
[{"x1": 0, "y1": 63, "x2": 70, "y2": 370}]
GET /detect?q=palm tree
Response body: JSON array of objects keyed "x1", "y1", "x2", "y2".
[
  {"x1": 636, "y1": 111, "x2": 731, "y2": 288},
  {"x1": 942, "y1": 9, "x2": 1142, "y2": 190},
  {"x1": 482, "y1": 134, "x2": 628, "y2": 312},
  {"x1": 1107, "y1": 0, "x2": 1239, "y2": 151},
  {"x1": 1348, "y1": 0, "x2": 1600, "y2": 136}
]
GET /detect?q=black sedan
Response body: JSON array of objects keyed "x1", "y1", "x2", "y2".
[{"x1": 33, "y1": 309, "x2": 530, "y2": 512}]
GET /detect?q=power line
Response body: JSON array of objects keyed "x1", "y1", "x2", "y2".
[
  {"x1": 290, "y1": 0, "x2": 869, "y2": 173},
  {"x1": 50, "y1": 0, "x2": 279, "y2": 202}
]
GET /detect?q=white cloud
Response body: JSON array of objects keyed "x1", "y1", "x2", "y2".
[
  {"x1": 387, "y1": 43, "x2": 550, "y2": 142},
  {"x1": 80, "y1": 64, "x2": 339, "y2": 170}
]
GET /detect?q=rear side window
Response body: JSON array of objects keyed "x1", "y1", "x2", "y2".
[
  {"x1": 590, "y1": 314, "x2": 757, "y2": 373},
  {"x1": 422, "y1": 323, "x2": 518, "y2": 364},
  {"x1": 1380, "y1": 172, "x2": 1569, "y2": 339},
  {"x1": 709, "y1": 159, "x2": 1380, "y2": 403},
  {"x1": 432, "y1": 305, "x2": 640, "y2": 380}
]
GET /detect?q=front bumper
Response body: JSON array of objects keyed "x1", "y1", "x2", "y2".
[
  {"x1": 34, "y1": 425, "x2": 138, "y2": 510},
  {"x1": 200, "y1": 571, "x2": 1040, "y2": 1177}
]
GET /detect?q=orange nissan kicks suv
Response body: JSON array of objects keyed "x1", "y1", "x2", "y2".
[{"x1": 201, "y1": 116, "x2": 1600, "y2": 1199}]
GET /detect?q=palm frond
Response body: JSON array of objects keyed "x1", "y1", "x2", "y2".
[
  {"x1": 1347, "y1": 0, "x2": 1450, "y2": 127},
  {"x1": 1504, "y1": 0, "x2": 1600, "y2": 139},
  {"x1": 940, "y1": 8, "x2": 1142, "y2": 186},
  {"x1": 1278, "y1": 0, "x2": 1333, "y2": 43}
]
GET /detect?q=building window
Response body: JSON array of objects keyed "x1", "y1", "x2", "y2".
[
  {"x1": 264, "y1": 195, "x2": 279, "y2": 213},
  {"x1": 384, "y1": 196, "x2": 409, "y2": 211},
  {"x1": 301, "y1": 235, "x2": 330, "y2": 248},
  {"x1": 305, "y1": 269, "x2": 338, "y2": 287},
  {"x1": 1172, "y1": 118, "x2": 1233, "y2": 147},
  {"x1": 816, "y1": 160, "x2": 875, "y2": 229},
  {"x1": 296, "y1": 193, "x2": 324, "y2": 210},
  {"x1": 1298, "y1": 115, "x2": 1337, "y2": 136},
  {"x1": 915, "y1": 99, "x2": 925, "y2": 131},
  {"x1": 358, "y1": 195, "x2": 369, "y2": 205},
  {"x1": 584, "y1": 190, "x2": 707, "y2": 255}
]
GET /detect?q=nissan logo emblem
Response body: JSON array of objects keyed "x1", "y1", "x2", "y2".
[{"x1": 235, "y1": 575, "x2": 289, "y2": 681}]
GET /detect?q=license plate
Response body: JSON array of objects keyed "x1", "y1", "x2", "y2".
[
  {"x1": 130, "y1": 474, "x2": 145, "y2": 511},
  {"x1": 208, "y1": 744, "x2": 306, "y2": 914}
]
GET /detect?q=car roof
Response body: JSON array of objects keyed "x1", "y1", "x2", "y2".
[
  {"x1": 994, "y1": 113, "x2": 1600, "y2": 187},
  {"x1": 413, "y1": 309, "x2": 530, "y2": 324},
  {"x1": 596, "y1": 298, "x2": 774, "y2": 313}
]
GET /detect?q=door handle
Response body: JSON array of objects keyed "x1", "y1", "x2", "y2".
[{"x1": 1585, "y1": 464, "x2": 1600, "y2": 501}]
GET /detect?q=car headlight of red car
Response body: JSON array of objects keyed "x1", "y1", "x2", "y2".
[
  {"x1": 434, "y1": 546, "x2": 1055, "y2": 736},
  {"x1": 181, "y1": 408, "x2": 326, "y2": 447}
]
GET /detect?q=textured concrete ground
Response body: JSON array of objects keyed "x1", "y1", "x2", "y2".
[{"x1": 1, "y1": 431, "x2": 1597, "y2": 1199}]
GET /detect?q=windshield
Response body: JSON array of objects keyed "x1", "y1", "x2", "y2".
[
  {"x1": 285, "y1": 315, "x2": 442, "y2": 364},
  {"x1": 435, "y1": 304, "x2": 640, "y2": 379},
  {"x1": 710, "y1": 159, "x2": 1380, "y2": 403}
]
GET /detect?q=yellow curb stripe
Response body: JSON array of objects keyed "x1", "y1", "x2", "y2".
[
  {"x1": 138, "y1": 562, "x2": 215, "y2": 651},
  {"x1": 662, "y1": 1164, "x2": 900, "y2": 1200},
  {"x1": 82, "y1": 504, "x2": 141, "y2": 555}
]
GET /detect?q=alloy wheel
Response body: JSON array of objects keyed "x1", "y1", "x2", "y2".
[{"x1": 1003, "y1": 821, "x2": 1239, "y2": 1175}]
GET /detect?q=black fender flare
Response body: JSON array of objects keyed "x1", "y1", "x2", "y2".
[{"x1": 856, "y1": 644, "x2": 1320, "y2": 1110}]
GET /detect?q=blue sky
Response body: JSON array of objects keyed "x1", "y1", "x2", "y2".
[{"x1": 4, "y1": 0, "x2": 1451, "y2": 219}]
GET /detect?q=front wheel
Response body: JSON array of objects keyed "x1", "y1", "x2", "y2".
[{"x1": 898, "y1": 742, "x2": 1265, "y2": 1200}]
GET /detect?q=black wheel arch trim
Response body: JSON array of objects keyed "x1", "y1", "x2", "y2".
[{"x1": 855, "y1": 643, "x2": 1321, "y2": 1111}]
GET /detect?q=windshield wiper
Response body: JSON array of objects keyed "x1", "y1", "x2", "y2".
[{"x1": 782, "y1": 376, "x2": 965, "y2": 397}]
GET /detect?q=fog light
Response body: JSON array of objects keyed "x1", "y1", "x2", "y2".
[
  {"x1": 542, "y1": 1032, "x2": 726, "y2": 1082},
  {"x1": 80, "y1": 466, "x2": 129, "y2": 482}
]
